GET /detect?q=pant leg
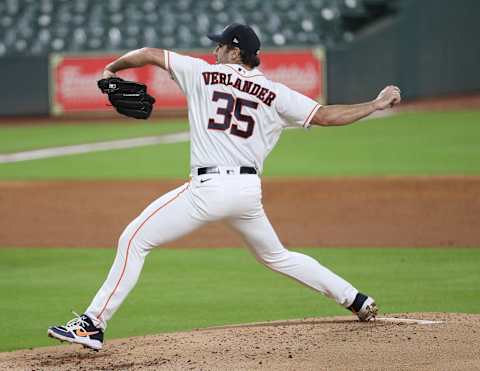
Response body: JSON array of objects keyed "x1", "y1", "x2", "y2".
[
  {"x1": 230, "y1": 213, "x2": 358, "y2": 308},
  {"x1": 85, "y1": 182, "x2": 203, "y2": 329}
]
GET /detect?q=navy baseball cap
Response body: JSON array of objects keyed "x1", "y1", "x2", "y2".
[{"x1": 207, "y1": 23, "x2": 261, "y2": 55}]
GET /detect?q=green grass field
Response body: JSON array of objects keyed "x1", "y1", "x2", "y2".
[
  {"x1": 1, "y1": 247, "x2": 479, "y2": 352},
  {"x1": 0, "y1": 120, "x2": 188, "y2": 153},
  {"x1": 1, "y1": 110, "x2": 479, "y2": 353},
  {"x1": 0, "y1": 111, "x2": 479, "y2": 179}
]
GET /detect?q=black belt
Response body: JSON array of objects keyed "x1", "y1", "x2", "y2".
[{"x1": 197, "y1": 166, "x2": 257, "y2": 175}]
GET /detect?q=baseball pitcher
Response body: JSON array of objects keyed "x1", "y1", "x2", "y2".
[{"x1": 48, "y1": 23, "x2": 401, "y2": 350}]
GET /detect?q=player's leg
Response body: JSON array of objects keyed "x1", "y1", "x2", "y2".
[
  {"x1": 48, "y1": 182, "x2": 205, "y2": 348},
  {"x1": 84, "y1": 182, "x2": 203, "y2": 328},
  {"x1": 230, "y1": 213, "x2": 376, "y2": 319}
]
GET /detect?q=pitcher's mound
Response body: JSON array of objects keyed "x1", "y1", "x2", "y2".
[{"x1": 1, "y1": 313, "x2": 479, "y2": 370}]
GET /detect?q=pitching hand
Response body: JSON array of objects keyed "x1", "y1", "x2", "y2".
[{"x1": 373, "y1": 85, "x2": 401, "y2": 110}]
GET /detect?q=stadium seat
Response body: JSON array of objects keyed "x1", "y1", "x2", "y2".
[{"x1": 0, "y1": 0, "x2": 398, "y2": 56}]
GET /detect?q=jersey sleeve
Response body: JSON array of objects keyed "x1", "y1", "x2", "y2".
[
  {"x1": 275, "y1": 83, "x2": 322, "y2": 128},
  {"x1": 164, "y1": 50, "x2": 209, "y2": 94}
]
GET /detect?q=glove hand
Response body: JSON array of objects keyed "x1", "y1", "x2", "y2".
[
  {"x1": 102, "y1": 69, "x2": 116, "y2": 79},
  {"x1": 97, "y1": 77, "x2": 156, "y2": 119}
]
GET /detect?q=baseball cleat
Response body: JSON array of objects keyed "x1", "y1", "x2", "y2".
[
  {"x1": 348, "y1": 293, "x2": 378, "y2": 322},
  {"x1": 47, "y1": 312, "x2": 103, "y2": 350}
]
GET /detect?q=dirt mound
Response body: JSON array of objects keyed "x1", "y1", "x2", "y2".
[
  {"x1": 1, "y1": 176, "x2": 480, "y2": 248},
  {"x1": 1, "y1": 313, "x2": 478, "y2": 370}
]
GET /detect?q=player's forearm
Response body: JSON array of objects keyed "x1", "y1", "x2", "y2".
[
  {"x1": 311, "y1": 101, "x2": 377, "y2": 126},
  {"x1": 104, "y1": 48, "x2": 166, "y2": 74}
]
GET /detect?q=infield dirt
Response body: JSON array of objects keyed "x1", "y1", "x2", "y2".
[
  {"x1": 0, "y1": 176, "x2": 479, "y2": 248},
  {"x1": 0, "y1": 313, "x2": 479, "y2": 370}
]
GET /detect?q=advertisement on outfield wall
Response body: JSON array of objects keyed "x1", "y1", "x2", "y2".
[{"x1": 50, "y1": 49, "x2": 326, "y2": 115}]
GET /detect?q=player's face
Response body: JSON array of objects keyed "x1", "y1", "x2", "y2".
[
  {"x1": 213, "y1": 43, "x2": 228, "y2": 64},
  {"x1": 213, "y1": 44, "x2": 239, "y2": 64}
]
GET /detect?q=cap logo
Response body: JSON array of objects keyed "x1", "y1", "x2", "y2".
[{"x1": 233, "y1": 37, "x2": 239, "y2": 44}]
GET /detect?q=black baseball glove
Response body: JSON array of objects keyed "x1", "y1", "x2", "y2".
[{"x1": 97, "y1": 77, "x2": 156, "y2": 119}]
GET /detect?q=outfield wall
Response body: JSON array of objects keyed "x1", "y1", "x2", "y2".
[
  {"x1": 0, "y1": 56, "x2": 50, "y2": 116},
  {"x1": 0, "y1": 0, "x2": 478, "y2": 117},
  {"x1": 327, "y1": 0, "x2": 480, "y2": 103},
  {"x1": 49, "y1": 50, "x2": 325, "y2": 116}
]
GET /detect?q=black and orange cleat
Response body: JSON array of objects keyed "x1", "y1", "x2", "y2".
[{"x1": 47, "y1": 312, "x2": 103, "y2": 350}]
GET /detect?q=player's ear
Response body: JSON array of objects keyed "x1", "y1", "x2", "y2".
[{"x1": 233, "y1": 47, "x2": 241, "y2": 62}]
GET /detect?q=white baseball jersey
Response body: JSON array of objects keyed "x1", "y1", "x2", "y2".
[
  {"x1": 84, "y1": 51, "x2": 361, "y2": 333},
  {"x1": 165, "y1": 51, "x2": 321, "y2": 173}
]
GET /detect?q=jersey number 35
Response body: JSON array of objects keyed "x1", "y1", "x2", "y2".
[{"x1": 208, "y1": 91, "x2": 259, "y2": 139}]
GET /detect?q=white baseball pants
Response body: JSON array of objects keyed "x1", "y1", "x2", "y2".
[{"x1": 85, "y1": 169, "x2": 358, "y2": 329}]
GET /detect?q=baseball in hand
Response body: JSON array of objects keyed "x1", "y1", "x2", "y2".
[{"x1": 374, "y1": 85, "x2": 402, "y2": 110}]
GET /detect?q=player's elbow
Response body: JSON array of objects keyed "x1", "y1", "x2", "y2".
[
  {"x1": 311, "y1": 106, "x2": 334, "y2": 126},
  {"x1": 139, "y1": 47, "x2": 165, "y2": 68},
  {"x1": 140, "y1": 47, "x2": 159, "y2": 55},
  {"x1": 311, "y1": 106, "x2": 350, "y2": 126}
]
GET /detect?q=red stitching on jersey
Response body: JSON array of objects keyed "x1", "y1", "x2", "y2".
[
  {"x1": 223, "y1": 64, "x2": 264, "y2": 79},
  {"x1": 96, "y1": 183, "x2": 190, "y2": 320},
  {"x1": 303, "y1": 103, "x2": 322, "y2": 128}
]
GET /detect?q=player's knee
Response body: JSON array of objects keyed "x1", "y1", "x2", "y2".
[
  {"x1": 118, "y1": 229, "x2": 146, "y2": 252},
  {"x1": 117, "y1": 229, "x2": 130, "y2": 250},
  {"x1": 258, "y1": 250, "x2": 292, "y2": 270}
]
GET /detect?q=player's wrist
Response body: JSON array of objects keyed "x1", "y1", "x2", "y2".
[
  {"x1": 372, "y1": 98, "x2": 390, "y2": 111},
  {"x1": 371, "y1": 99, "x2": 381, "y2": 111},
  {"x1": 102, "y1": 68, "x2": 116, "y2": 79}
]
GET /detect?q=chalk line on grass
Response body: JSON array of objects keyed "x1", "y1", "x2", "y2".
[
  {"x1": 0, "y1": 132, "x2": 190, "y2": 163},
  {"x1": 0, "y1": 112, "x2": 396, "y2": 164}
]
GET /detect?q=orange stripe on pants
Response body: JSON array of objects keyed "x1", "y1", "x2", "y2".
[{"x1": 95, "y1": 184, "x2": 190, "y2": 320}]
